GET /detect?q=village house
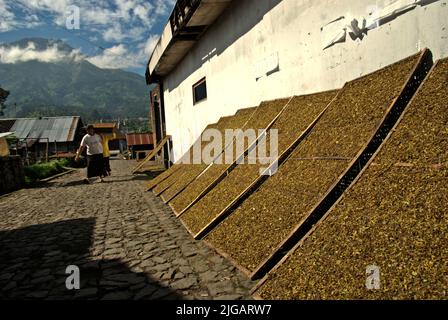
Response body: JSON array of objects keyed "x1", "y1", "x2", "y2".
[
  {"x1": 0, "y1": 116, "x2": 85, "y2": 161},
  {"x1": 92, "y1": 122, "x2": 127, "y2": 155},
  {"x1": 126, "y1": 132, "x2": 155, "y2": 160},
  {"x1": 145, "y1": 0, "x2": 448, "y2": 163}
]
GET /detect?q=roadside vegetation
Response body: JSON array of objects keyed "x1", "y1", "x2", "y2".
[{"x1": 24, "y1": 158, "x2": 74, "y2": 185}]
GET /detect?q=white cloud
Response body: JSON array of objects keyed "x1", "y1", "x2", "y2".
[
  {"x1": 1, "y1": 0, "x2": 176, "y2": 70},
  {"x1": 0, "y1": 41, "x2": 83, "y2": 64},
  {"x1": 87, "y1": 34, "x2": 159, "y2": 69},
  {"x1": 0, "y1": 0, "x2": 18, "y2": 32},
  {"x1": 87, "y1": 44, "x2": 134, "y2": 69},
  {"x1": 141, "y1": 34, "x2": 159, "y2": 56},
  {"x1": 12, "y1": 0, "x2": 172, "y2": 42}
]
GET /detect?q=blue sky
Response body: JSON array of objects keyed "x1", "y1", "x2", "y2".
[{"x1": 0, "y1": 0, "x2": 176, "y2": 75}]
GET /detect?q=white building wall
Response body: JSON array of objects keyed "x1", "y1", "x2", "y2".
[{"x1": 162, "y1": 0, "x2": 448, "y2": 161}]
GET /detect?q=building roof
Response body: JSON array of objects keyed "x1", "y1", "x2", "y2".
[
  {"x1": 146, "y1": 0, "x2": 233, "y2": 84},
  {"x1": 92, "y1": 122, "x2": 127, "y2": 140},
  {"x1": 0, "y1": 116, "x2": 83, "y2": 143},
  {"x1": 126, "y1": 133, "x2": 154, "y2": 146},
  {"x1": 92, "y1": 122, "x2": 117, "y2": 129}
]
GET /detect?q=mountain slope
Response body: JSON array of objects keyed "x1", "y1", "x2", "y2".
[{"x1": 0, "y1": 38, "x2": 151, "y2": 122}]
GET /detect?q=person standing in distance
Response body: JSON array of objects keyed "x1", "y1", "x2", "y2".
[{"x1": 75, "y1": 124, "x2": 106, "y2": 184}]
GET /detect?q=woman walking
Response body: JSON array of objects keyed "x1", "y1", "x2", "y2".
[{"x1": 75, "y1": 125, "x2": 107, "y2": 183}]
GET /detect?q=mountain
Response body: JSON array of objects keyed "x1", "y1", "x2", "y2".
[{"x1": 0, "y1": 38, "x2": 151, "y2": 122}]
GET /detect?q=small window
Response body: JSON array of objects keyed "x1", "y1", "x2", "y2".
[{"x1": 193, "y1": 78, "x2": 207, "y2": 104}]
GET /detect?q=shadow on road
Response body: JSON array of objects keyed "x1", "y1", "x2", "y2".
[{"x1": 0, "y1": 218, "x2": 183, "y2": 300}]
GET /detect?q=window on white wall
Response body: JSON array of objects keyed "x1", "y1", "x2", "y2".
[{"x1": 193, "y1": 78, "x2": 207, "y2": 105}]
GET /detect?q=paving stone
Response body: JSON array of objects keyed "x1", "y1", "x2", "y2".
[
  {"x1": 0, "y1": 273, "x2": 14, "y2": 281},
  {"x1": 209, "y1": 255, "x2": 225, "y2": 264},
  {"x1": 0, "y1": 160, "x2": 253, "y2": 300},
  {"x1": 191, "y1": 261, "x2": 210, "y2": 273},
  {"x1": 74, "y1": 288, "x2": 98, "y2": 299},
  {"x1": 153, "y1": 257, "x2": 167, "y2": 264},
  {"x1": 143, "y1": 244, "x2": 157, "y2": 252},
  {"x1": 214, "y1": 294, "x2": 243, "y2": 300},
  {"x1": 171, "y1": 277, "x2": 197, "y2": 290},
  {"x1": 126, "y1": 260, "x2": 142, "y2": 268},
  {"x1": 2, "y1": 281, "x2": 17, "y2": 291},
  {"x1": 134, "y1": 285, "x2": 158, "y2": 300},
  {"x1": 150, "y1": 263, "x2": 171, "y2": 272},
  {"x1": 140, "y1": 260, "x2": 155, "y2": 268},
  {"x1": 99, "y1": 280, "x2": 129, "y2": 288},
  {"x1": 179, "y1": 266, "x2": 194, "y2": 275},
  {"x1": 105, "y1": 238, "x2": 122, "y2": 245},
  {"x1": 103, "y1": 248, "x2": 123, "y2": 256},
  {"x1": 173, "y1": 272, "x2": 185, "y2": 280},
  {"x1": 207, "y1": 282, "x2": 235, "y2": 296},
  {"x1": 183, "y1": 251, "x2": 197, "y2": 258},
  {"x1": 45, "y1": 250, "x2": 62, "y2": 257},
  {"x1": 26, "y1": 291, "x2": 49, "y2": 299},
  {"x1": 81, "y1": 261, "x2": 100, "y2": 270},
  {"x1": 150, "y1": 288, "x2": 172, "y2": 300},
  {"x1": 199, "y1": 271, "x2": 219, "y2": 283},
  {"x1": 152, "y1": 272, "x2": 165, "y2": 280},
  {"x1": 30, "y1": 275, "x2": 55, "y2": 285},
  {"x1": 32, "y1": 268, "x2": 52, "y2": 278},
  {"x1": 129, "y1": 282, "x2": 146, "y2": 291},
  {"x1": 172, "y1": 258, "x2": 189, "y2": 266}
]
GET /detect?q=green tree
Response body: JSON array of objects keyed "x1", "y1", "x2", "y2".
[{"x1": 0, "y1": 87, "x2": 10, "y2": 117}]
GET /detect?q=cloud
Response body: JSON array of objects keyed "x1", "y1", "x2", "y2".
[
  {"x1": 141, "y1": 34, "x2": 159, "y2": 57},
  {"x1": 0, "y1": 35, "x2": 158, "y2": 70},
  {"x1": 0, "y1": 41, "x2": 83, "y2": 64},
  {"x1": 12, "y1": 0, "x2": 174, "y2": 42},
  {"x1": 0, "y1": 0, "x2": 18, "y2": 31},
  {"x1": 86, "y1": 34, "x2": 159, "y2": 69},
  {"x1": 1, "y1": 0, "x2": 176, "y2": 70},
  {"x1": 87, "y1": 44, "x2": 135, "y2": 69}
]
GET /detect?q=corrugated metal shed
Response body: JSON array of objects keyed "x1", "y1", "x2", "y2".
[
  {"x1": 5, "y1": 116, "x2": 81, "y2": 143},
  {"x1": 126, "y1": 133, "x2": 154, "y2": 146}
]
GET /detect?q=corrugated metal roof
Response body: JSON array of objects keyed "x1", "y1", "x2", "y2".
[
  {"x1": 6, "y1": 116, "x2": 81, "y2": 143},
  {"x1": 126, "y1": 133, "x2": 154, "y2": 146},
  {"x1": 66, "y1": 117, "x2": 79, "y2": 142},
  {"x1": 11, "y1": 119, "x2": 36, "y2": 139}
]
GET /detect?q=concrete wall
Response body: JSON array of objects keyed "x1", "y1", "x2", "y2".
[
  {"x1": 0, "y1": 156, "x2": 24, "y2": 195},
  {"x1": 162, "y1": 0, "x2": 448, "y2": 161}
]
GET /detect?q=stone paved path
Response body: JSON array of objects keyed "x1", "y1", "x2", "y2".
[{"x1": 0, "y1": 160, "x2": 254, "y2": 300}]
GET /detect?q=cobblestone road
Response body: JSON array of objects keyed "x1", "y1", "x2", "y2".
[{"x1": 0, "y1": 160, "x2": 254, "y2": 300}]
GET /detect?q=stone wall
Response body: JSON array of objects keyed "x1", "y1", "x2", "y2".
[{"x1": 0, "y1": 156, "x2": 24, "y2": 195}]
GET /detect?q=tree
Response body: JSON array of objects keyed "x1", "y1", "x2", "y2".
[{"x1": 0, "y1": 87, "x2": 10, "y2": 117}]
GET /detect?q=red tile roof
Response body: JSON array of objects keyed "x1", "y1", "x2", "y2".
[
  {"x1": 126, "y1": 133, "x2": 154, "y2": 146},
  {"x1": 93, "y1": 123, "x2": 117, "y2": 129}
]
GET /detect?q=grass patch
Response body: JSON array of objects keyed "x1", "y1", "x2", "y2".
[{"x1": 24, "y1": 158, "x2": 73, "y2": 184}]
